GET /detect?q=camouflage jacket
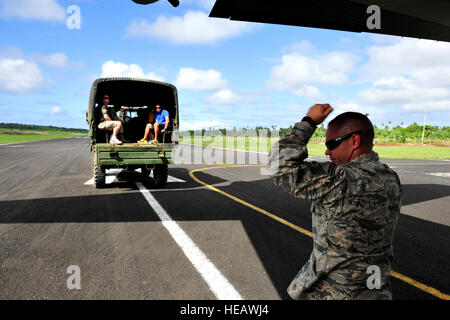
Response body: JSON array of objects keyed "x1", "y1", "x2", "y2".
[{"x1": 268, "y1": 120, "x2": 402, "y2": 300}]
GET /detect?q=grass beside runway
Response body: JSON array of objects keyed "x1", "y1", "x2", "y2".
[
  {"x1": 310, "y1": 143, "x2": 450, "y2": 159},
  {"x1": 0, "y1": 131, "x2": 87, "y2": 145},
  {"x1": 179, "y1": 136, "x2": 450, "y2": 159}
]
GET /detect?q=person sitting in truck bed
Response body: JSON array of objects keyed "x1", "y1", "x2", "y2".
[
  {"x1": 138, "y1": 104, "x2": 170, "y2": 144},
  {"x1": 97, "y1": 94, "x2": 123, "y2": 145}
]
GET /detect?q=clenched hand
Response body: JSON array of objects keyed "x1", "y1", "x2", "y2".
[{"x1": 306, "y1": 104, "x2": 334, "y2": 125}]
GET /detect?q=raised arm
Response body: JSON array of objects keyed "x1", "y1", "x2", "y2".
[{"x1": 268, "y1": 104, "x2": 346, "y2": 202}]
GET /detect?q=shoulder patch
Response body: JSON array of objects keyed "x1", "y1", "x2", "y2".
[{"x1": 102, "y1": 109, "x2": 108, "y2": 114}]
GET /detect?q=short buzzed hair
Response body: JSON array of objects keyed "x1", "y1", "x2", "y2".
[{"x1": 328, "y1": 112, "x2": 375, "y2": 144}]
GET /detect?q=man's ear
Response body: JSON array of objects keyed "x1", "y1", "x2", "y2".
[{"x1": 352, "y1": 134, "x2": 361, "y2": 149}]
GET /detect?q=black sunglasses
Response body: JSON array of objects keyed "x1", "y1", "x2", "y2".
[
  {"x1": 103, "y1": 97, "x2": 110, "y2": 99},
  {"x1": 325, "y1": 130, "x2": 363, "y2": 151}
]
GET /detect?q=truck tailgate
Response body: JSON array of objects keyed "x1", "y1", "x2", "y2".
[{"x1": 96, "y1": 143, "x2": 173, "y2": 165}]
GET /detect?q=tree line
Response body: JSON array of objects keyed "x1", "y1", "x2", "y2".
[
  {"x1": 181, "y1": 122, "x2": 450, "y2": 143},
  {"x1": 304, "y1": 123, "x2": 450, "y2": 142}
]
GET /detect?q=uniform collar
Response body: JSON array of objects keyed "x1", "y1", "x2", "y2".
[{"x1": 346, "y1": 151, "x2": 379, "y2": 165}]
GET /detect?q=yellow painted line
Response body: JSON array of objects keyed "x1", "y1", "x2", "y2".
[
  {"x1": 386, "y1": 163, "x2": 450, "y2": 165},
  {"x1": 189, "y1": 164, "x2": 450, "y2": 300},
  {"x1": 390, "y1": 271, "x2": 449, "y2": 300},
  {"x1": 189, "y1": 165, "x2": 312, "y2": 238}
]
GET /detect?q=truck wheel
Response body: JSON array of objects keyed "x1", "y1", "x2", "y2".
[
  {"x1": 153, "y1": 164, "x2": 168, "y2": 187},
  {"x1": 94, "y1": 164, "x2": 106, "y2": 188},
  {"x1": 92, "y1": 155, "x2": 105, "y2": 188}
]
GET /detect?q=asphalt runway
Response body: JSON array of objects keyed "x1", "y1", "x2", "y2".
[{"x1": 0, "y1": 137, "x2": 449, "y2": 300}]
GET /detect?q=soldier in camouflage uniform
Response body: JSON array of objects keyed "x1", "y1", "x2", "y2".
[{"x1": 268, "y1": 104, "x2": 402, "y2": 300}]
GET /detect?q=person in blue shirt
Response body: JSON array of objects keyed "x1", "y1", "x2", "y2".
[{"x1": 138, "y1": 104, "x2": 170, "y2": 144}]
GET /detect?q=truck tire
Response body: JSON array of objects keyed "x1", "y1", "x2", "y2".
[
  {"x1": 92, "y1": 154, "x2": 105, "y2": 188},
  {"x1": 153, "y1": 164, "x2": 168, "y2": 187}
]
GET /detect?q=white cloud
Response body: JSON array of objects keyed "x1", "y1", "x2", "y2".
[
  {"x1": 50, "y1": 105, "x2": 66, "y2": 116},
  {"x1": 266, "y1": 51, "x2": 356, "y2": 98},
  {"x1": 0, "y1": 0, "x2": 66, "y2": 22},
  {"x1": 42, "y1": 52, "x2": 68, "y2": 67},
  {"x1": 356, "y1": 38, "x2": 450, "y2": 112},
  {"x1": 359, "y1": 77, "x2": 450, "y2": 107},
  {"x1": 1, "y1": 48, "x2": 72, "y2": 68},
  {"x1": 0, "y1": 58, "x2": 43, "y2": 93},
  {"x1": 179, "y1": 120, "x2": 223, "y2": 130},
  {"x1": 204, "y1": 89, "x2": 247, "y2": 105},
  {"x1": 292, "y1": 85, "x2": 323, "y2": 100},
  {"x1": 100, "y1": 60, "x2": 164, "y2": 81},
  {"x1": 364, "y1": 38, "x2": 450, "y2": 79},
  {"x1": 0, "y1": 46, "x2": 23, "y2": 59},
  {"x1": 281, "y1": 40, "x2": 315, "y2": 54},
  {"x1": 329, "y1": 102, "x2": 389, "y2": 122},
  {"x1": 369, "y1": 34, "x2": 402, "y2": 45},
  {"x1": 126, "y1": 10, "x2": 257, "y2": 45},
  {"x1": 175, "y1": 67, "x2": 227, "y2": 91},
  {"x1": 285, "y1": 104, "x2": 304, "y2": 112},
  {"x1": 32, "y1": 52, "x2": 68, "y2": 67},
  {"x1": 403, "y1": 100, "x2": 450, "y2": 112}
]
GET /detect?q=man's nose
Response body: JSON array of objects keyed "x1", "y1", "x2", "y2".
[{"x1": 325, "y1": 148, "x2": 331, "y2": 156}]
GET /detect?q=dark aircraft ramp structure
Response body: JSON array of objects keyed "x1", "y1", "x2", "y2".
[{"x1": 209, "y1": 0, "x2": 450, "y2": 43}]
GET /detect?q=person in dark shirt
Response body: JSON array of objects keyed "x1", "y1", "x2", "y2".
[{"x1": 97, "y1": 94, "x2": 122, "y2": 145}]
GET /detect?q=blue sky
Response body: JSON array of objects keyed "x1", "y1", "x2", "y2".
[{"x1": 0, "y1": 0, "x2": 449, "y2": 130}]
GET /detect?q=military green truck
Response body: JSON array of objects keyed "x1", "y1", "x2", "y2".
[{"x1": 87, "y1": 77, "x2": 179, "y2": 188}]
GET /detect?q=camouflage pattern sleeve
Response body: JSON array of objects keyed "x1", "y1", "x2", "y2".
[{"x1": 268, "y1": 120, "x2": 346, "y2": 202}]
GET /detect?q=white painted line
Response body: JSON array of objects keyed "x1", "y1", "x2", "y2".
[
  {"x1": 427, "y1": 172, "x2": 450, "y2": 178},
  {"x1": 136, "y1": 182, "x2": 242, "y2": 300},
  {"x1": 84, "y1": 168, "x2": 122, "y2": 185},
  {"x1": 136, "y1": 168, "x2": 186, "y2": 183},
  {"x1": 151, "y1": 172, "x2": 186, "y2": 183},
  {"x1": 423, "y1": 158, "x2": 450, "y2": 162},
  {"x1": 85, "y1": 168, "x2": 186, "y2": 185},
  {"x1": 106, "y1": 169, "x2": 122, "y2": 184}
]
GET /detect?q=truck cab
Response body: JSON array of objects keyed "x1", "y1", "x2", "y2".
[{"x1": 87, "y1": 77, "x2": 179, "y2": 188}]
